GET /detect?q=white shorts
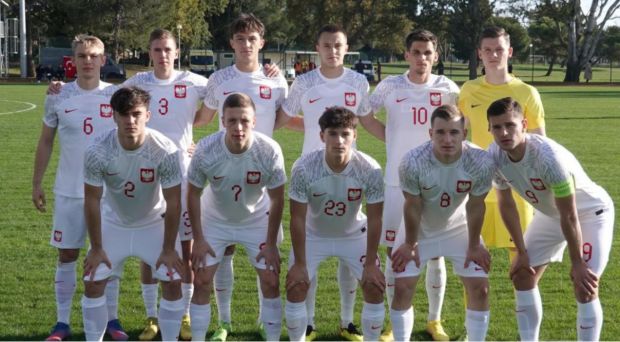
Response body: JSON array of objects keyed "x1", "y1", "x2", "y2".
[
  {"x1": 525, "y1": 202, "x2": 614, "y2": 276},
  {"x1": 381, "y1": 185, "x2": 405, "y2": 247},
  {"x1": 51, "y1": 195, "x2": 87, "y2": 249},
  {"x1": 84, "y1": 219, "x2": 182, "y2": 282},
  {"x1": 178, "y1": 180, "x2": 193, "y2": 241},
  {"x1": 287, "y1": 235, "x2": 379, "y2": 281},
  {"x1": 202, "y1": 224, "x2": 277, "y2": 269},
  {"x1": 393, "y1": 225, "x2": 488, "y2": 278}
]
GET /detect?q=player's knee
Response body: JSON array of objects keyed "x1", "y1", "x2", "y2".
[
  {"x1": 511, "y1": 269, "x2": 536, "y2": 290},
  {"x1": 260, "y1": 272, "x2": 280, "y2": 294},
  {"x1": 58, "y1": 248, "x2": 79, "y2": 263},
  {"x1": 362, "y1": 282, "x2": 384, "y2": 303},
  {"x1": 575, "y1": 286, "x2": 598, "y2": 303},
  {"x1": 286, "y1": 283, "x2": 308, "y2": 302},
  {"x1": 224, "y1": 245, "x2": 236, "y2": 255},
  {"x1": 84, "y1": 279, "x2": 107, "y2": 297},
  {"x1": 467, "y1": 280, "x2": 489, "y2": 301}
]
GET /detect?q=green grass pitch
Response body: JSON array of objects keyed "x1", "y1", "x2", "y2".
[{"x1": 0, "y1": 84, "x2": 618, "y2": 340}]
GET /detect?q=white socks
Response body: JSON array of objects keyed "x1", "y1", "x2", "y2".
[
  {"x1": 82, "y1": 295, "x2": 107, "y2": 341},
  {"x1": 141, "y1": 283, "x2": 158, "y2": 318},
  {"x1": 362, "y1": 302, "x2": 384, "y2": 341},
  {"x1": 338, "y1": 261, "x2": 357, "y2": 326},
  {"x1": 55, "y1": 261, "x2": 77, "y2": 324},
  {"x1": 425, "y1": 258, "x2": 446, "y2": 322},
  {"x1": 577, "y1": 298, "x2": 603, "y2": 341},
  {"x1": 105, "y1": 277, "x2": 120, "y2": 321},
  {"x1": 214, "y1": 254, "x2": 234, "y2": 323},
  {"x1": 286, "y1": 300, "x2": 307, "y2": 342},
  {"x1": 181, "y1": 283, "x2": 194, "y2": 316},
  {"x1": 391, "y1": 307, "x2": 413, "y2": 341},
  {"x1": 465, "y1": 309, "x2": 490, "y2": 341},
  {"x1": 190, "y1": 303, "x2": 211, "y2": 341},
  {"x1": 261, "y1": 297, "x2": 282, "y2": 341},
  {"x1": 305, "y1": 276, "x2": 317, "y2": 327},
  {"x1": 159, "y1": 298, "x2": 184, "y2": 341},
  {"x1": 515, "y1": 288, "x2": 542, "y2": 341},
  {"x1": 385, "y1": 257, "x2": 395, "y2": 308}
]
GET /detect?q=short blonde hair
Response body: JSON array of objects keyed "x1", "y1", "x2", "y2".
[{"x1": 72, "y1": 34, "x2": 105, "y2": 56}]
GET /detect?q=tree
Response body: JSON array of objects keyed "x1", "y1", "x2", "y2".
[
  {"x1": 564, "y1": 0, "x2": 620, "y2": 82},
  {"x1": 528, "y1": 16, "x2": 567, "y2": 76},
  {"x1": 488, "y1": 16, "x2": 531, "y2": 60},
  {"x1": 449, "y1": 0, "x2": 493, "y2": 79}
]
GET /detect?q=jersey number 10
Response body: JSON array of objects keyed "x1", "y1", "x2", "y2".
[{"x1": 411, "y1": 107, "x2": 429, "y2": 125}]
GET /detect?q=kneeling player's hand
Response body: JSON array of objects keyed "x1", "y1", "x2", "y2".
[
  {"x1": 156, "y1": 249, "x2": 183, "y2": 280},
  {"x1": 192, "y1": 238, "x2": 216, "y2": 271},
  {"x1": 571, "y1": 260, "x2": 599, "y2": 296},
  {"x1": 256, "y1": 243, "x2": 281, "y2": 275},
  {"x1": 286, "y1": 263, "x2": 309, "y2": 291},
  {"x1": 362, "y1": 262, "x2": 385, "y2": 292},
  {"x1": 84, "y1": 248, "x2": 111, "y2": 281},
  {"x1": 509, "y1": 251, "x2": 535, "y2": 280},
  {"x1": 391, "y1": 242, "x2": 419, "y2": 273},
  {"x1": 465, "y1": 244, "x2": 491, "y2": 273}
]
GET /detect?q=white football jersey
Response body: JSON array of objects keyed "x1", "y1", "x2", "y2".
[
  {"x1": 289, "y1": 149, "x2": 384, "y2": 239},
  {"x1": 43, "y1": 81, "x2": 118, "y2": 198},
  {"x1": 188, "y1": 131, "x2": 287, "y2": 228},
  {"x1": 283, "y1": 68, "x2": 372, "y2": 155},
  {"x1": 490, "y1": 134, "x2": 609, "y2": 219},
  {"x1": 399, "y1": 141, "x2": 494, "y2": 240},
  {"x1": 84, "y1": 128, "x2": 182, "y2": 228},
  {"x1": 203, "y1": 65, "x2": 288, "y2": 137},
  {"x1": 123, "y1": 70, "x2": 208, "y2": 172},
  {"x1": 370, "y1": 72, "x2": 460, "y2": 186}
]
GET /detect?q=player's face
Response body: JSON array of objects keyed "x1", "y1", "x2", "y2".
[
  {"x1": 478, "y1": 36, "x2": 513, "y2": 71},
  {"x1": 405, "y1": 40, "x2": 438, "y2": 76},
  {"x1": 230, "y1": 30, "x2": 265, "y2": 63},
  {"x1": 429, "y1": 117, "x2": 466, "y2": 163},
  {"x1": 316, "y1": 32, "x2": 348, "y2": 69},
  {"x1": 73, "y1": 44, "x2": 105, "y2": 80},
  {"x1": 149, "y1": 37, "x2": 178, "y2": 73},
  {"x1": 320, "y1": 126, "x2": 356, "y2": 159},
  {"x1": 114, "y1": 104, "x2": 151, "y2": 140},
  {"x1": 488, "y1": 112, "x2": 528, "y2": 152},
  {"x1": 223, "y1": 106, "x2": 256, "y2": 149}
]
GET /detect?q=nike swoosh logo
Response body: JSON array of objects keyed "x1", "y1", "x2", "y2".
[
  {"x1": 215, "y1": 288, "x2": 226, "y2": 292},
  {"x1": 106, "y1": 172, "x2": 119, "y2": 176},
  {"x1": 309, "y1": 98, "x2": 321, "y2": 104},
  {"x1": 396, "y1": 98, "x2": 408, "y2": 103},
  {"x1": 580, "y1": 325, "x2": 594, "y2": 329},
  {"x1": 312, "y1": 192, "x2": 326, "y2": 197},
  {"x1": 474, "y1": 267, "x2": 483, "y2": 271},
  {"x1": 432, "y1": 285, "x2": 442, "y2": 289},
  {"x1": 515, "y1": 309, "x2": 526, "y2": 313},
  {"x1": 223, "y1": 91, "x2": 235, "y2": 95},
  {"x1": 371, "y1": 325, "x2": 382, "y2": 330},
  {"x1": 184, "y1": 231, "x2": 192, "y2": 236},
  {"x1": 387, "y1": 284, "x2": 395, "y2": 287},
  {"x1": 213, "y1": 176, "x2": 225, "y2": 180},
  {"x1": 64, "y1": 108, "x2": 78, "y2": 113},
  {"x1": 287, "y1": 325, "x2": 299, "y2": 330},
  {"x1": 471, "y1": 104, "x2": 482, "y2": 108},
  {"x1": 422, "y1": 185, "x2": 436, "y2": 190}
]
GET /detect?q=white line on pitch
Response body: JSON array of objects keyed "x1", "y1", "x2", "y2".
[{"x1": 0, "y1": 99, "x2": 38, "y2": 115}]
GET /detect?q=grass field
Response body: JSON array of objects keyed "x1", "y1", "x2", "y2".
[{"x1": 0, "y1": 84, "x2": 618, "y2": 341}]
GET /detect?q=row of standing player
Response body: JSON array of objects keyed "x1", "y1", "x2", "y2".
[{"x1": 32, "y1": 12, "x2": 613, "y2": 342}]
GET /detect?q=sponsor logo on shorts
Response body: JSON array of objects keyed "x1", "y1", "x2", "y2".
[
  {"x1": 259, "y1": 85, "x2": 272, "y2": 99},
  {"x1": 422, "y1": 184, "x2": 436, "y2": 190},
  {"x1": 347, "y1": 188, "x2": 362, "y2": 201},
  {"x1": 100, "y1": 104, "x2": 113, "y2": 117},
  {"x1": 430, "y1": 92, "x2": 442, "y2": 106},
  {"x1": 530, "y1": 178, "x2": 546, "y2": 191},
  {"x1": 54, "y1": 230, "x2": 62, "y2": 242},
  {"x1": 344, "y1": 92, "x2": 356, "y2": 106},
  {"x1": 174, "y1": 84, "x2": 187, "y2": 98},
  {"x1": 64, "y1": 108, "x2": 78, "y2": 113},
  {"x1": 140, "y1": 168, "x2": 155, "y2": 183},
  {"x1": 456, "y1": 180, "x2": 472, "y2": 193},
  {"x1": 385, "y1": 230, "x2": 396, "y2": 242},
  {"x1": 246, "y1": 171, "x2": 261, "y2": 184}
]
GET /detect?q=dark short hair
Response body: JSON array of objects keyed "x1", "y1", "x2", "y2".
[
  {"x1": 486, "y1": 97, "x2": 523, "y2": 120},
  {"x1": 223, "y1": 92, "x2": 256, "y2": 113},
  {"x1": 319, "y1": 106, "x2": 358, "y2": 131},
  {"x1": 149, "y1": 28, "x2": 177, "y2": 49},
  {"x1": 111, "y1": 87, "x2": 151, "y2": 115},
  {"x1": 430, "y1": 104, "x2": 464, "y2": 127},
  {"x1": 316, "y1": 24, "x2": 347, "y2": 43},
  {"x1": 230, "y1": 13, "x2": 265, "y2": 38},
  {"x1": 405, "y1": 29, "x2": 438, "y2": 51},
  {"x1": 479, "y1": 26, "x2": 510, "y2": 47}
]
